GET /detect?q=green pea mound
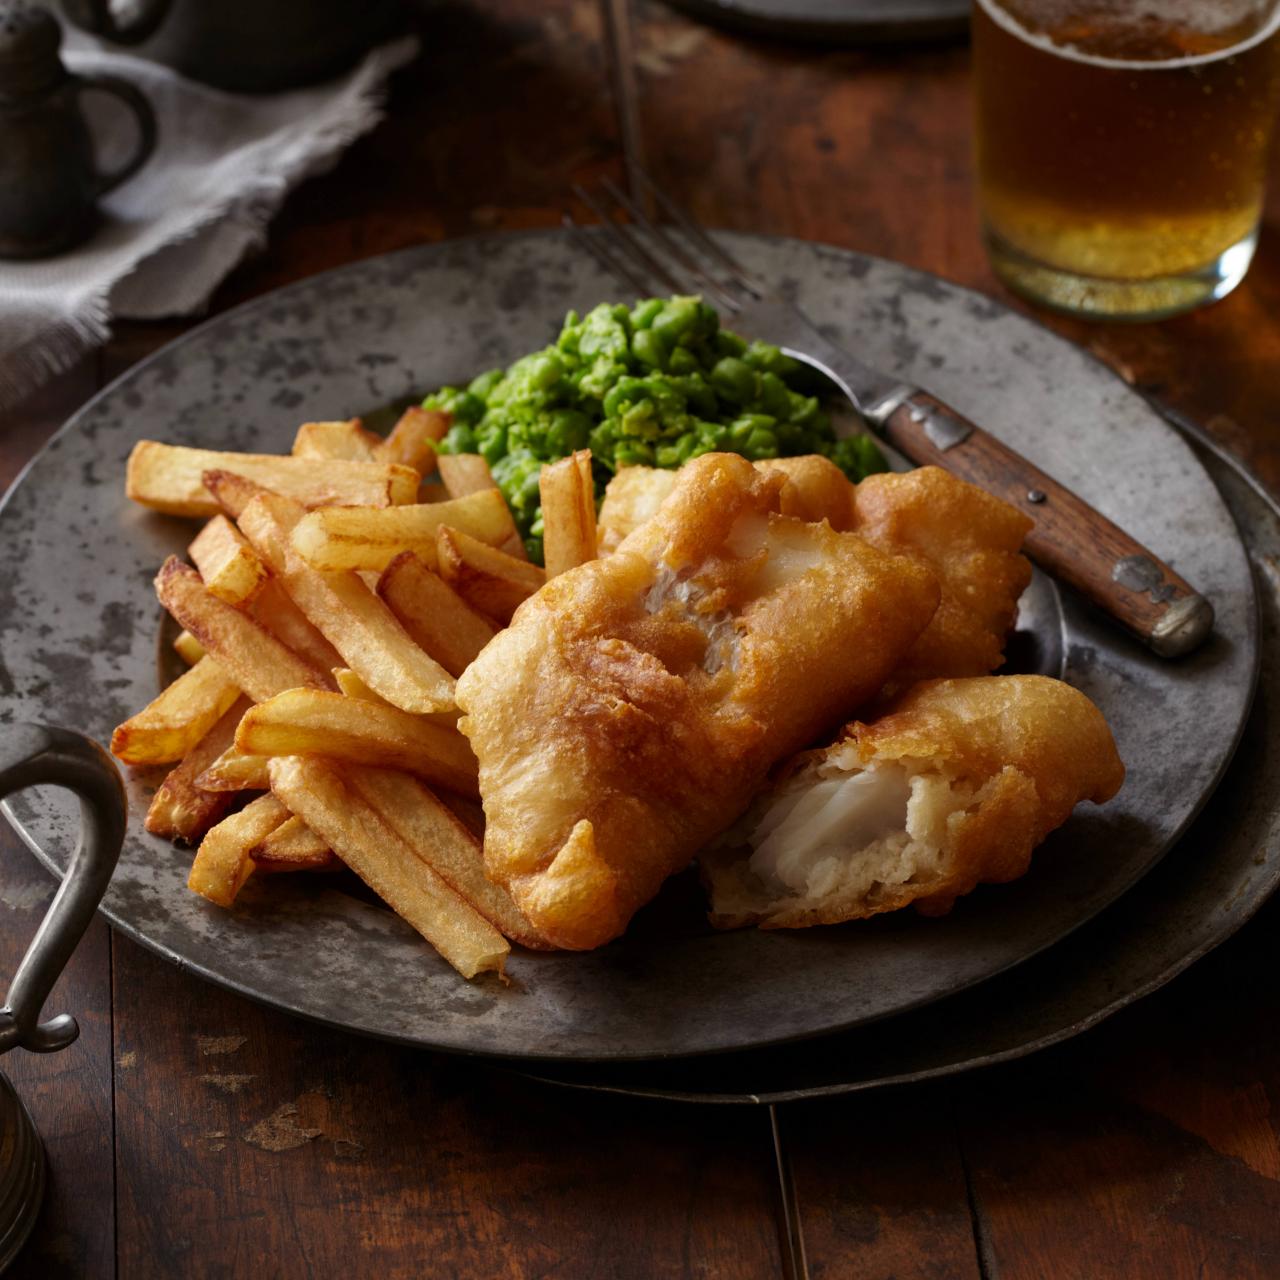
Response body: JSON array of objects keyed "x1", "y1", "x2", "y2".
[{"x1": 426, "y1": 295, "x2": 888, "y2": 564}]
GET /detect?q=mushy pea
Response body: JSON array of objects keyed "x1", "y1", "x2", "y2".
[{"x1": 425, "y1": 295, "x2": 888, "y2": 563}]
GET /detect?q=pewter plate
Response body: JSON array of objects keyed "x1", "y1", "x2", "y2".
[{"x1": 0, "y1": 231, "x2": 1257, "y2": 1062}]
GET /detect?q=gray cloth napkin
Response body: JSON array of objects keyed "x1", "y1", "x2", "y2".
[{"x1": 0, "y1": 32, "x2": 420, "y2": 412}]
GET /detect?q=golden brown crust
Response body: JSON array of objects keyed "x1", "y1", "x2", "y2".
[
  {"x1": 704, "y1": 675, "x2": 1125, "y2": 930},
  {"x1": 754, "y1": 456, "x2": 857, "y2": 530},
  {"x1": 598, "y1": 456, "x2": 856, "y2": 557},
  {"x1": 457, "y1": 453, "x2": 941, "y2": 950},
  {"x1": 853, "y1": 467, "x2": 1033, "y2": 696}
]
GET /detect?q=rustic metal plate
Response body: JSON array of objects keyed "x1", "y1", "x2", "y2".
[
  {"x1": 519, "y1": 421, "x2": 1280, "y2": 1101},
  {"x1": 0, "y1": 231, "x2": 1257, "y2": 1061},
  {"x1": 662, "y1": 0, "x2": 969, "y2": 44}
]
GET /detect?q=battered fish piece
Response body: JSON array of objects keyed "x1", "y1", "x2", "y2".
[
  {"x1": 597, "y1": 455, "x2": 855, "y2": 555},
  {"x1": 597, "y1": 467, "x2": 677, "y2": 555},
  {"x1": 853, "y1": 467, "x2": 1033, "y2": 696},
  {"x1": 456, "y1": 453, "x2": 941, "y2": 950},
  {"x1": 703, "y1": 675, "x2": 1124, "y2": 929},
  {"x1": 754, "y1": 455, "x2": 857, "y2": 529}
]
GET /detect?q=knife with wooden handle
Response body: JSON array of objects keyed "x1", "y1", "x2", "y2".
[{"x1": 764, "y1": 316, "x2": 1214, "y2": 658}]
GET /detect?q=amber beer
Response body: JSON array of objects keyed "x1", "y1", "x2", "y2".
[{"x1": 973, "y1": 0, "x2": 1280, "y2": 317}]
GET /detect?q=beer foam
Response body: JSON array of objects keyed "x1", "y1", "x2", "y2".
[{"x1": 975, "y1": 0, "x2": 1280, "y2": 68}]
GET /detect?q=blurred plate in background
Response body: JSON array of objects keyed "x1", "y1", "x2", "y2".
[{"x1": 662, "y1": 0, "x2": 969, "y2": 44}]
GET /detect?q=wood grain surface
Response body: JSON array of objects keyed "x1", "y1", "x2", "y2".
[{"x1": 3, "y1": 0, "x2": 1279, "y2": 1275}]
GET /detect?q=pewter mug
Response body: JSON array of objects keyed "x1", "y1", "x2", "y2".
[
  {"x1": 0, "y1": 725, "x2": 123, "y2": 1271},
  {"x1": 61, "y1": 0, "x2": 399, "y2": 92}
]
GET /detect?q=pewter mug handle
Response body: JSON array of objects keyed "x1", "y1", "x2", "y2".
[
  {"x1": 0, "y1": 725, "x2": 124, "y2": 1055},
  {"x1": 60, "y1": 0, "x2": 172, "y2": 45},
  {"x1": 71, "y1": 72, "x2": 158, "y2": 196}
]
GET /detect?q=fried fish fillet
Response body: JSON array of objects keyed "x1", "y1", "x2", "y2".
[
  {"x1": 597, "y1": 467, "x2": 677, "y2": 555},
  {"x1": 597, "y1": 455, "x2": 855, "y2": 555},
  {"x1": 456, "y1": 453, "x2": 941, "y2": 950},
  {"x1": 853, "y1": 467, "x2": 1033, "y2": 696},
  {"x1": 703, "y1": 675, "x2": 1124, "y2": 930}
]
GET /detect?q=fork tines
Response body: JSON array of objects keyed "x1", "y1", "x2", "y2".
[{"x1": 564, "y1": 169, "x2": 768, "y2": 312}]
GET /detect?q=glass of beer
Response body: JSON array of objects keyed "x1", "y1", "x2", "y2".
[{"x1": 972, "y1": 0, "x2": 1280, "y2": 319}]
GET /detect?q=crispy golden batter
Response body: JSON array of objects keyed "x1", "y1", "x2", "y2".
[
  {"x1": 597, "y1": 467, "x2": 678, "y2": 555},
  {"x1": 754, "y1": 455, "x2": 857, "y2": 530},
  {"x1": 704, "y1": 675, "x2": 1125, "y2": 929},
  {"x1": 853, "y1": 467, "x2": 1033, "y2": 696},
  {"x1": 457, "y1": 453, "x2": 941, "y2": 950},
  {"x1": 598, "y1": 455, "x2": 856, "y2": 555}
]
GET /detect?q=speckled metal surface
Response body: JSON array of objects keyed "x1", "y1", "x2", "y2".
[
  {"x1": 519, "y1": 426, "x2": 1280, "y2": 1101},
  {"x1": 0, "y1": 231, "x2": 1258, "y2": 1062}
]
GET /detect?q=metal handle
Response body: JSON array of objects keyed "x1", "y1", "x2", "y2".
[
  {"x1": 0, "y1": 725, "x2": 124, "y2": 1055},
  {"x1": 72, "y1": 73, "x2": 158, "y2": 197},
  {"x1": 60, "y1": 0, "x2": 173, "y2": 45}
]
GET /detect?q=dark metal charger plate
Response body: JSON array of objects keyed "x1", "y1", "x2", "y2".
[
  {"x1": 0, "y1": 231, "x2": 1257, "y2": 1061},
  {"x1": 662, "y1": 0, "x2": 969, "y2": 44}
]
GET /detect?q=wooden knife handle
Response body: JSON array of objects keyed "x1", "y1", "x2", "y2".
[{"x1": 882, "y1": 391, "x2": 1214, "y2": 658}]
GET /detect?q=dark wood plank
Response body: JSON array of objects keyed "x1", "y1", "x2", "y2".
[
  {"x1": 110, "y1": 933, "x2": 782, "y2": 1279},
  {"x1": 954, "y1": 894, "x2": 1280, "y2": 1280},
  {"x1": 207, "y1": 0, "x2": 623, "y2": 311},
  {"x1": 782, "y1": 1084, "x2": 981, "y2": 1280}
]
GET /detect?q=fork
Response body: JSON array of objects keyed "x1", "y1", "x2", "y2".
[{"x1": 563, "y1": 170, "x2": 1214, "y2": 660}]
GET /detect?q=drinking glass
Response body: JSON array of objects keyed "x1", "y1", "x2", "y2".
[{"x1": 972, "y1": 0, "x2": 1280, "y2": 319}]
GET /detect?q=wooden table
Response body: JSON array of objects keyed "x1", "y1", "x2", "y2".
[{"x1": 3, "y1": 2, "x2": 1279, "y2": 1275}]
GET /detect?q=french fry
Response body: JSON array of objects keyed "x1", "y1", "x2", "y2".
[
  {"x1": 435, "y1": 454, "x2": 527, "y2": 558},
  {"x1": 268, "y1": 756, "x2": 508, "y2": 979},
  {"x1": 189, "y1": 515, "x2": 269, "y2": 605},
  {"x1": 195, "y1": 747, "x2": 271, "y2": 792},
  {"x1": 237, "y1": 492, "x2": 456, "y2": 714},
  {"x1": 436, "y1": 453, "x2": 496, "y2": 499},
  {"x1": 378, "y1": 406, "x2": 448, "y2": 475},
  {"x1": 110, "y1": 654, "x2": 241, "y2": 765},
  {"x1": 332, "y1": 668, "x2": 392, "y2": 706},
  {"x1": 377, "y1": 552, "x2": 496, "y2": 677},
  {"x1": 292, "y1": 419, "x2": 382, "y2": 462},
  {"x1": 540, "y1": 449, "x2": 597, "y2": 578},
  {"x1": 202, "y1": 468, "x2": 274, "y2": 520},
  {"x1": 188, "y1": 794, "x2": 289, "y2": 907},
  {"x1": 251, "y1": 816, "x2": 341, "y2": 874},
  {"x1": 154, "y1": 558, "x2": 329, "y2": 703},
  {"x1": 126, "y1": 441, "x2": 419, "y2": 517},
  {"x1": 346, "y1": 766, "x2": 546, "y2": 948},
  {"x1": 236, "y1": 689, "x2": 477, "y2": 796},
  {"x1": 173, "y1": 630, "x2": 205, "y2": 665},
  {"x1": 145, "y1": 697, "x2": 251, "y2": 843},
  {"x1": 436, "y1": 525, "x2": 545, "y2": 624},
  {"x1": 250, "y1": 580, "x2": 343, "y2": 681},
  {"x1": 290, "y1": 489, "x2": 520, "y2": 574}
]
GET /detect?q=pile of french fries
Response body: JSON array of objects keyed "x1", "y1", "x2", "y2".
[{"x1": 112, "y1": 409, "x2": 599, "y2": 979}]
